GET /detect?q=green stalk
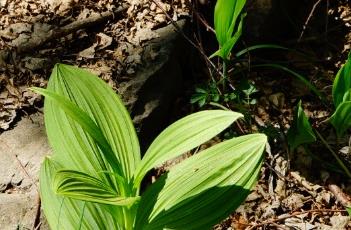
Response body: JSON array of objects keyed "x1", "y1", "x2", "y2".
[
  {"x1": 222, "y1": 60, "x2": 228, "y2": 91},
  {"x1": 123, "y1": 206, "x2": 135, "y2": 230},
  {"x1": 315, "y1": 129, "x2": 351, "y2": 178}
]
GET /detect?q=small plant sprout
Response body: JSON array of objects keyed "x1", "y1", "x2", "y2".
[
  {"x1": 33, "y1": 64, "x2": 267, "y2": 229},
  {"x1": 211, "y1": 0, "x2": 247, "y2": 90},
  {"x1": 287, "y1": 101, "x2": 316, "y2": 152},
  {"x1": 211, "y1": 0, "x2": 246, "y2": 61}
]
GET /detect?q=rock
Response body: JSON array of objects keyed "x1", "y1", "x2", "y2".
[
  {"x1": 0, "y1": 113, "x2": 50, "y2": 229},
  {"x1": 119, "y1": 19, "x2": 189, "y2": 150}
]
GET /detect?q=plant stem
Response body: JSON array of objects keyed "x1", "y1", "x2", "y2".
[
  {"x1": 222, "y1": 60, "x2": 228, "y2": 91},
  {"x1": 123, "y1": 207, "x2": 134, "y2": 230},
  {"x1": 315, "y1": 129, "x2": 351, "y2": 178}
]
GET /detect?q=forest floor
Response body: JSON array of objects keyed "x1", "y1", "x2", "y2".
[{"x1": 1, "y1": 0, "x2": 351, "y2": 229}]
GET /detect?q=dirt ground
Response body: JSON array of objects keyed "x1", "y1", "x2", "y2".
[{"x1": 1, "y1": 0, "x2": 351, "y2": 229}]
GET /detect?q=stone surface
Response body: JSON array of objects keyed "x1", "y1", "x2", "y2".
[{"x1": 0, "y1": 113, "x2": 50, "y2": 229}]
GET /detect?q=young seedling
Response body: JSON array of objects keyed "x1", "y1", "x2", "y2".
[
  {"x1": 33, "y1": 64, "x2": 267, "y2": 229},
  {"x1": 211, "y1": 0, "x2": 246, "y2": 89},
  {"x1": 287, "y1": 101, "x2": 316, "y2": 152}
]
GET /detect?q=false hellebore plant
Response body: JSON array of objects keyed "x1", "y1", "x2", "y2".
[{"x1": 33, "y1": 64, "x2": 267, "y2": 230}]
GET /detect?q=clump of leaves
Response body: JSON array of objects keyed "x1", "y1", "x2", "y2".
[
  {"x1": 33, "y1": 64, "x2": 267, "y2": 229},
  {"x1": 190, "y1": 84, "x2": 220, "y2": 107},
  {"x1": 330, "y1": 52, "x2": 351, "y2": 137}
]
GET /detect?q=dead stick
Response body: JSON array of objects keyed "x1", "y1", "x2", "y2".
[
  {"x1": 240, "y1": 209, "x2": 347, "y2": 228},
  {"x1": 329, "y1": 184, "x2": 351, "y2": 207},
  {"x1": 298, "y1": 0, "x2": 323, "y2": 42}
]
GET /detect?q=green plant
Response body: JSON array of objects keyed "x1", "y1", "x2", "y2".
[
  {"x1": 211, "y1": 0, "x2": 246, "y2": 61},
  {"x1": 210, "y1": 0, "x2": 247, "y2": 91},
  {"x1": 190, "y1": 84, "x2": 220, "y2": 107},
  {"x1": 330, "y1": 52, "x2": 351, "y2": 138},
  {"x1": 33, "y1": 64, "x2": 267, "y2": 229},
  {"x1": 287, "y1": 100, "x2": 351, "y2": 178},
  {"x1": 287, "y1": 101, "x2": 316, "y2": 152}
]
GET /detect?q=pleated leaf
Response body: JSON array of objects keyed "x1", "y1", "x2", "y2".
[
  {"x1": 134, "y1": 110, "x2": 243, "y2": 187},
  {"x1": 135, "y1": 134, "x2": 267, "y2": 230},
  {"x1": 330, "y1": 101, "x2": 351, "y2": 137},
  {"x1": 33, "y1": 87, "x2": 123, "y2": 181},
  {"x1": 333, "y1": 52, "x2": 351, "y2": 108},
  {"x1": 40, "y1": 158, "x2": 123, "y2": 230},
  {"x1": 54, "y1": 170, "x2": 140, "y2": 206},
  {"x1": 212, "y1": 0, "x2": 246, "y2": 60},
  {"x1": 287, "y1": 101, "x2": 316, "y2": 151},
  {"x1": 41, "y1": 64, "x2": 140, "y2": 185}
]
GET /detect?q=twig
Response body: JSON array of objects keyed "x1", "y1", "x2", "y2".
[
  {"x1": 242, "y1": 209, "x2": 347, "y2": 228},
  {"x1": 150, "y1": 0, "x2": 223, "y2": 77},
  {"x1": 329, "y1": 184, "x2": 351, "y2": 207},
  {"x1": 32, "y1": 194, "x2": 42, "y2": 230},
  {"x1": 298, "y1": 0, "x2": 324, "y2": 42},
  {"x1": 193, "y1": 10, "x2": 215, "y2": 33}
]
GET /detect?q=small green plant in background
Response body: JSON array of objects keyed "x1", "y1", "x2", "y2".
[
  {"x1": 211, "y1": 0, "x2": 246, "y2": 61},
  {"x1": 287, "y1": 100, "x2": 316, "y2": 152},
  {"x1": 211, "y1": 0, "x2": 246, "y2": 90},
  {"x1": 33, "y1": 64, "x2": 267, "y2": 229},
  {"x1": 330, "y1": 52, "x2": 351, "y2": 138}
]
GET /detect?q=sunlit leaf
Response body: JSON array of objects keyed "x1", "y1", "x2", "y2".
[
  {"x1": 54, "y1": 170, "x2": 140, "y2": 206},
  {"x1": 42, "y1": 64, "x2": 140, "y2": 184},
  {"x1": 135, "y1": 134, "x2": 267, "y2": 230},
  {"x1": 33, "y1": 87, "x2": 123, "y2": 181},
  {"x1": 211, "y1": 13, "x2": 245, "y2": 60},
  {"x1": 287, "y1": 101, "x2": 316, "y2": 151},
  {"x1": 40, "y1": 158, "x2": 123, "y2": 230},
  {"x1": 333, "y1": 52, "x2": 351, "y2": 107},
  {"x1": 134, "y1": 110, "x2": 243, "y2": 187},
  {"x1": 330, "y1": 101, "x2": 351, "y2": 138},
  {"x1": 212, "y1": 0, "x2": 246, "y2": 60}
]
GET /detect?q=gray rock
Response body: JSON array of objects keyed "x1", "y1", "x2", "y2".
[{"x1": 0, "y1": 113, "x2": 50, "y2": 229}]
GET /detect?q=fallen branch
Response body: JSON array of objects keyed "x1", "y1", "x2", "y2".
[
  {"x1": 329, "y1": 184, "x2": 351, "y2": 207},
  {"x1": 236, "y1": 209, "x2": 347, "y2": 229},
  {"x1": 0, "y1": 5, "x2": 127, "y2": 65}
]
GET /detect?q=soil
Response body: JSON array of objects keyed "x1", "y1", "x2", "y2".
[{"x1": 1, "y1": 0, "x2": 351, "y2": 229}]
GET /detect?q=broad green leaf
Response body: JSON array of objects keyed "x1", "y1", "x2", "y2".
[
  {"x1": 330, "y1": 101, "x2": 351, "y2": 137},
  {"x1": 40, "y1": 64, "x2": 140, "y2": 185},
  {"x1": 33, "y1": 88, "x2": 126, "y2": 188},
  {"x1": 287, "y1": 101, "x2": 316, "y2": 151},
  {"x1": 54, "y1": 170, "x2": 140, "y2": 206},
  {"x1": 135, "y1": 134, "x2": 266, "y2": 230},
  {"x1": 333, "y1": 52, "x2": 351, "y2": 107},
  {"x1": 134, "y1": 110, "x2": 243, "y2": 187},
  {"x1": 40, "y1": 158, "x2": 123, "y2": 230},
  {"x1": 212, "y1": 0, "x2": 246, "y2": 60}
]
